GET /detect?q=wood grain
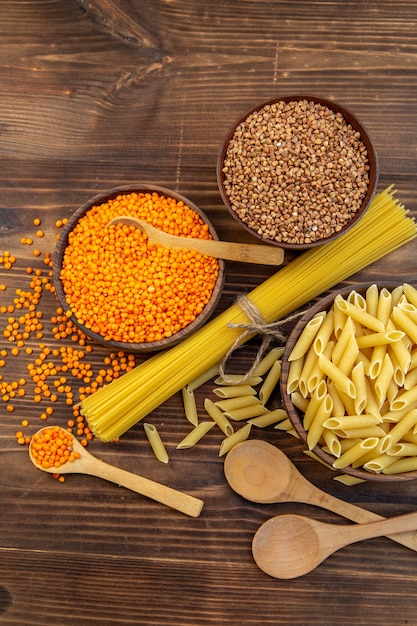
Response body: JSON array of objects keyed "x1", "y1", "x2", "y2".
[{"x1": 1, "y1": 0, "x2": 417, "y2": 624}]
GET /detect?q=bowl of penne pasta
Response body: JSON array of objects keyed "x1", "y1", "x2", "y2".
[
  {"x1": 280, "y1": 282, "x2": 417, "y2": 481},
  {"x1": 53, "y1": 184, "x2": 226, "y2": 353},
  {"x1": 217, "y1": 95, "x2": 378, "y2": 249}
]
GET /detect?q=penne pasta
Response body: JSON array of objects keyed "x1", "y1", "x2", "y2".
[
  {"x1": 338, "y1": 334, "x2": 359, "y2": 376},
  {"x1": 286, "y1": 357, "x2": 304, "y2": 394},
  {"x1": 383, "y1": 456, "x2": 417, "y2": 474},
  {"x1": 374, "y1": 352, "x2": 395, "y2": 405},
  {"x1": 324, "y1": 414, "x2": 382, "y2": 430},
  {"x1": 259, "y1": 358, "x2": 282, "y2": 404},
  {"x1": 363, "y1": 453, "x2": 398, "y2": 474},
  {"x1": 176, "y1": 421, "x2": 215, "y2": 449},
  {"x1": 213, "y1": 384, "x2": 257, "y2": 398},
  {"x1": 204, "y1": 398, "x2": 234, "y2": 436},
  {"x1": 312, "y1": 309, "x2": 335, "y2": 355},
  {"x1": 214, "y1": 395, "x2": 261, "y2": 411},
  {"x1": 332, "y1": 437, "x2": 379, "y2": 469},
  {"x1": 248, "y1": 408, "x2": 288, "y2": 428},
  {"x1": 351, "y1": 361, "x2": 367, "y2": 414},
  {"x1": 274, "y1": 417, "x2": 294, "y2": 431},
  {"x1": 186, "y1": 362, "x2": 220, "y2": 391},
  {"x1": 302, "y1": 380, "x2": 328, "y2": 430},
  {"x1": 331, "y1": 316, "x2": 355, "y2": 365},
  {"x1": 307, "y1": 394, "x2": 333, "y2": 450},
  {"x1": 218, "y1": 424, "x2": 252, "y2": 456},
  {"x1": 181, "y1": 387, "x2": 199, "y2": 427},
  {"x1": 365, "y1": 283, "x2": 379, "y2": 318},
  {"x1": 381, "y1": 408, "x2": 417, "y2": 448},
  {"x1": 288, "y1": 311, "x2": 326, "y2": 361},
  {"x1": 376, "y1": 287, "x2": 392, "y2": 326},
  {"x1": 143, "y1": 423, "x2": 169, "y2": 463},
  {"x1": 333, "y1": 474, "x2": 366, "y2": 485},
  {"x1": 213, "y1": 374, "x2": 262, "y2": 386},
  {"x1": 392, "y1": 306, "x2": 417, "y2": 344},
  {"x1": 387, "y1": 442, "x2": 417, "y2": 457},
  {"x1": 290, "y1": 391, "x2": 309, "y2": 413},
  {"x1": 252, "y1": 347, "x2": 284, "y2": 376},
  {"x1": 403, "y1": 283, "x2": 417, "y2": 308},
  {"x1": 224, "y1": 403, "x2": 270, "y2": 421},
  {"x1": 322, "y1": 429, "x2": 342, "y2": 458},
  {"x1": 318, "y1": 353, "x2": 356, "y2": 398},
  {"x1": 336, "y1": 299, "x2": 385, "y2": 333}
]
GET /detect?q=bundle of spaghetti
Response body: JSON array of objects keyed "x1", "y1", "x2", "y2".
[{"x1": 80, "y1": 186, "x2": 417, "y2": 441}]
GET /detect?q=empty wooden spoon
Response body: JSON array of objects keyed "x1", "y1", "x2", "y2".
[
  {"x1": 253, "y1": 510, "x2": 417, "y2": 579},
  {"x1": 224, "y1": 439, "x2": 417, "y2": 552},
  {"x1": 29, "y1": 426, "x2": 204, "y2": 518},
  {"x1": 107, "y1": 216, "x2": 284, "y2": 265}
]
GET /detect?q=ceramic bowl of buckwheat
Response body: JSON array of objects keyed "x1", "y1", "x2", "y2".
[{"x1": 216, "y1": 95, "x2": 379, "y2": 249}]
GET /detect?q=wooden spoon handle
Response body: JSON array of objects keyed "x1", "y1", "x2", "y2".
[
  {"x1": 84, "y1": 458, "x2": 204, "y2": 518},
  {"x1": 177, "y1": 238, "x2": 285, "y2": 265},
  {"x1": 306, "y1": 485, "x2": 417, "y2": 552}
]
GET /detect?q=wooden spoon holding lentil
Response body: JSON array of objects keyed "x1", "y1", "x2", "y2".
[
  {"x1": 107, "y1": 215, "x2": 285, "y2": 265},
  {"x1": 29, "y1": 426, "x2": 204, "y2": 517}
]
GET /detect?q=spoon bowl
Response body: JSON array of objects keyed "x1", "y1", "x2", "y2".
[
  {"x1": 224, "y1": 440, "x2": 417, "y2": 552},
  {"x1": 253, "y1": 510, "x2": 417, "y2": 579},
  {"x1": 29, "y1": 426, "x2": 204, "y2": 517},
  {"x1": 108, "y1": 216, "x2": 284, "y2": 265}
]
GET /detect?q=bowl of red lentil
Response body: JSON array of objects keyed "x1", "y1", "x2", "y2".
[
  {"x1": 53, "y1": 184, "x2": 225, "y2": 352},
  {"x1": 217, "y1": 95, "x2": 379, "y2": 249}
]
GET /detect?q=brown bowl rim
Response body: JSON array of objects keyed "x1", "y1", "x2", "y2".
[
  {"x1": 216, "y1": 94, "x2": 379, "y2": 250},
  {"x1": 53, "y1": 184, "x2": 226, "y2": 353},
  {"x1": 280, "y1": 281, "x2": 417, "y2": 482}
]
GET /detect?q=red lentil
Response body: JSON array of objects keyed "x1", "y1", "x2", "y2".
[
  {"x1": 30, "y1": 426, "x2": 80, "y2": 469},
  {"x1": 60, "y1": 192, "x2": 219, "y2": 344}
]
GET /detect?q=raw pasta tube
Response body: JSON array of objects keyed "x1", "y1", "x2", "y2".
[
  {"x1": 214, "y1": 395, "x2": 261, "y2": 411},
  {"x1": 176, "y1": 422, "x2": 215, "y2": 449},
  {"x1": 286, "y1": 357, "x2": 304, "y2": 394},
  {"x1": 186, "y1": 362, "x2": 220, "y2": 392},
  {"x1": 219, "y1": 424, "x2": 252, "y2": 456},
  {"x1": 351, "y1": 361, "x2": 367, "y2": 414},
  {"x1": 387, "y1": 442, "x2": 417, "y2": 457},
  {"x1": 404, "y1": 283, "x2": 417, "y2": 308},
  {"x1": 374, "y1": 352, "x2": 395, "y2": 405},
  {"x1": 313, "y1": 309, "x2": 335, "y2": 355},
  {"x1": 318, "y1": 353, "x2": 356, "y2": 399},
  {"x1": 252, "y1": 347, "x2": 284, "y2": 376},
  {"x1": 143, "y1": 423, "x2": 169, "y2": 463},
  {"x1": 248, "y1": 408, "x2": 288, "y2": 428},
  {"x1": 332, "y1": 437, "x2": 379, "y2": 469},
  {"x1": 204, "y1": 398, "x2": 234, "y2": 436},
  {"x1": 224, "y1": 403, "x2": 270, "y2": 421},
  {"x1": 322, "y1": 429, "x2": 342, "y2": 458},
  {"x1": 213, "y1": 374, "x2": 262, "y2": 386},
  {"x1": 392, "y1": 306, "x2": 417, "y2": 344},
  {"x1": 376, "y1": 288, "x2": 393, "y2": 325},
  {"x1": 213, "y1": 385, "x2": 257, "y2": 398},
  {"x1": 336, "y1": 299, "x2": 385, "y2": 333},
  {"x1": 259, "y1": 358, "x2": 282, "y2": 404},
  {"x1": 307, "y1": 394, "x2": 333, "y2": 450},
  {"x1": 390, "y1": 386, "x2": 417, "y2": 411},
  {"x1": 324, "y1": 414, "x2": 382, "y2": 430},
  {"x1": 356, "y1": 330, "x2": 405, "y2": 349},
  {"x1": 381, "y1": 408, "x2": 417, "y2": 448},
  {"x1": 338, "y1": 335, "x2": 360, "y2": 376},
  {"x1": 288, "y1": 312, "x2": 326, "y2": 361},
  {"x1": 365, "y1": 283, "x2": 379, "y2": 317},
  {"x1": 181, "y1": 387, "x2": 199, "y2": 427},
  {"x1": 331, "y1": 316, "x2": 355, "y2": 365},
  {"x1": 363, "y1": 454, "x2": 398, "y2": 474},
  {"x1": 302, "y1": 380, "x2": 328, "y2": 430},
  {"x1": 383, "y1": 456, "x2": 417, "y2": 474}
]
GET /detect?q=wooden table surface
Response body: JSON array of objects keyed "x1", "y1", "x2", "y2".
[{"x1": 1, "y1": 1, "x2": 417, "y2": 624}]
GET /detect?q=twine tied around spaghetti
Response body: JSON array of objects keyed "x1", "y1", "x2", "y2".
[{"x1": 218, "y1": 295, "x2": 304, "y2": 384}]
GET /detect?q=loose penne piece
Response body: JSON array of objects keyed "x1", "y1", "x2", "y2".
[
  {"x1": 214, "y1": 395, "x2": 261, "y2": 411},
  {"x1": 218, "y1": 423, "x2": 252, "y2": 456},
  {"x1": 204, "y1": 398, "x2": 234, "y2": 436},
  {"x1": 333, "y1": 474, "x2": 366, "y2": 486},
  {"x1": 259, "y1": 358, "x2": 282, "y2": 404},
  {"x1": 213, "y1": 374, "x2": 262, "y2": 386},
  {"x1": 252, "y1": 346, "x2": 284, "y2": 376},
  {"x1": 186, "y1": 362, "x2": 220, "y2": 391},
  {"x1": 224, "y1": 403, "x2": 269, "y2": 421},
  {"x1": 176, "y1": 421, "x2": 215, "y2": 449},
  {"x1": 213, "y1": 385, "x2": 257, "y2": 399},
  {"x1": 182, "y1": 387, "x2": 199, "y2": 427},
  {"x1": 248, "y1": 408, "x2": 288, "y2": 428},
  {"x1": 274, "y1": 418, "x2": 294, "y2": 431},
  {"x1": 143, "y1": 423, "x2": 169, "y2": 464}
]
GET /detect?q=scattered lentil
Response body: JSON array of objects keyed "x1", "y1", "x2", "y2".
[{"x1": 221, "y1": 99, "x2": 370, "y2": 245}]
